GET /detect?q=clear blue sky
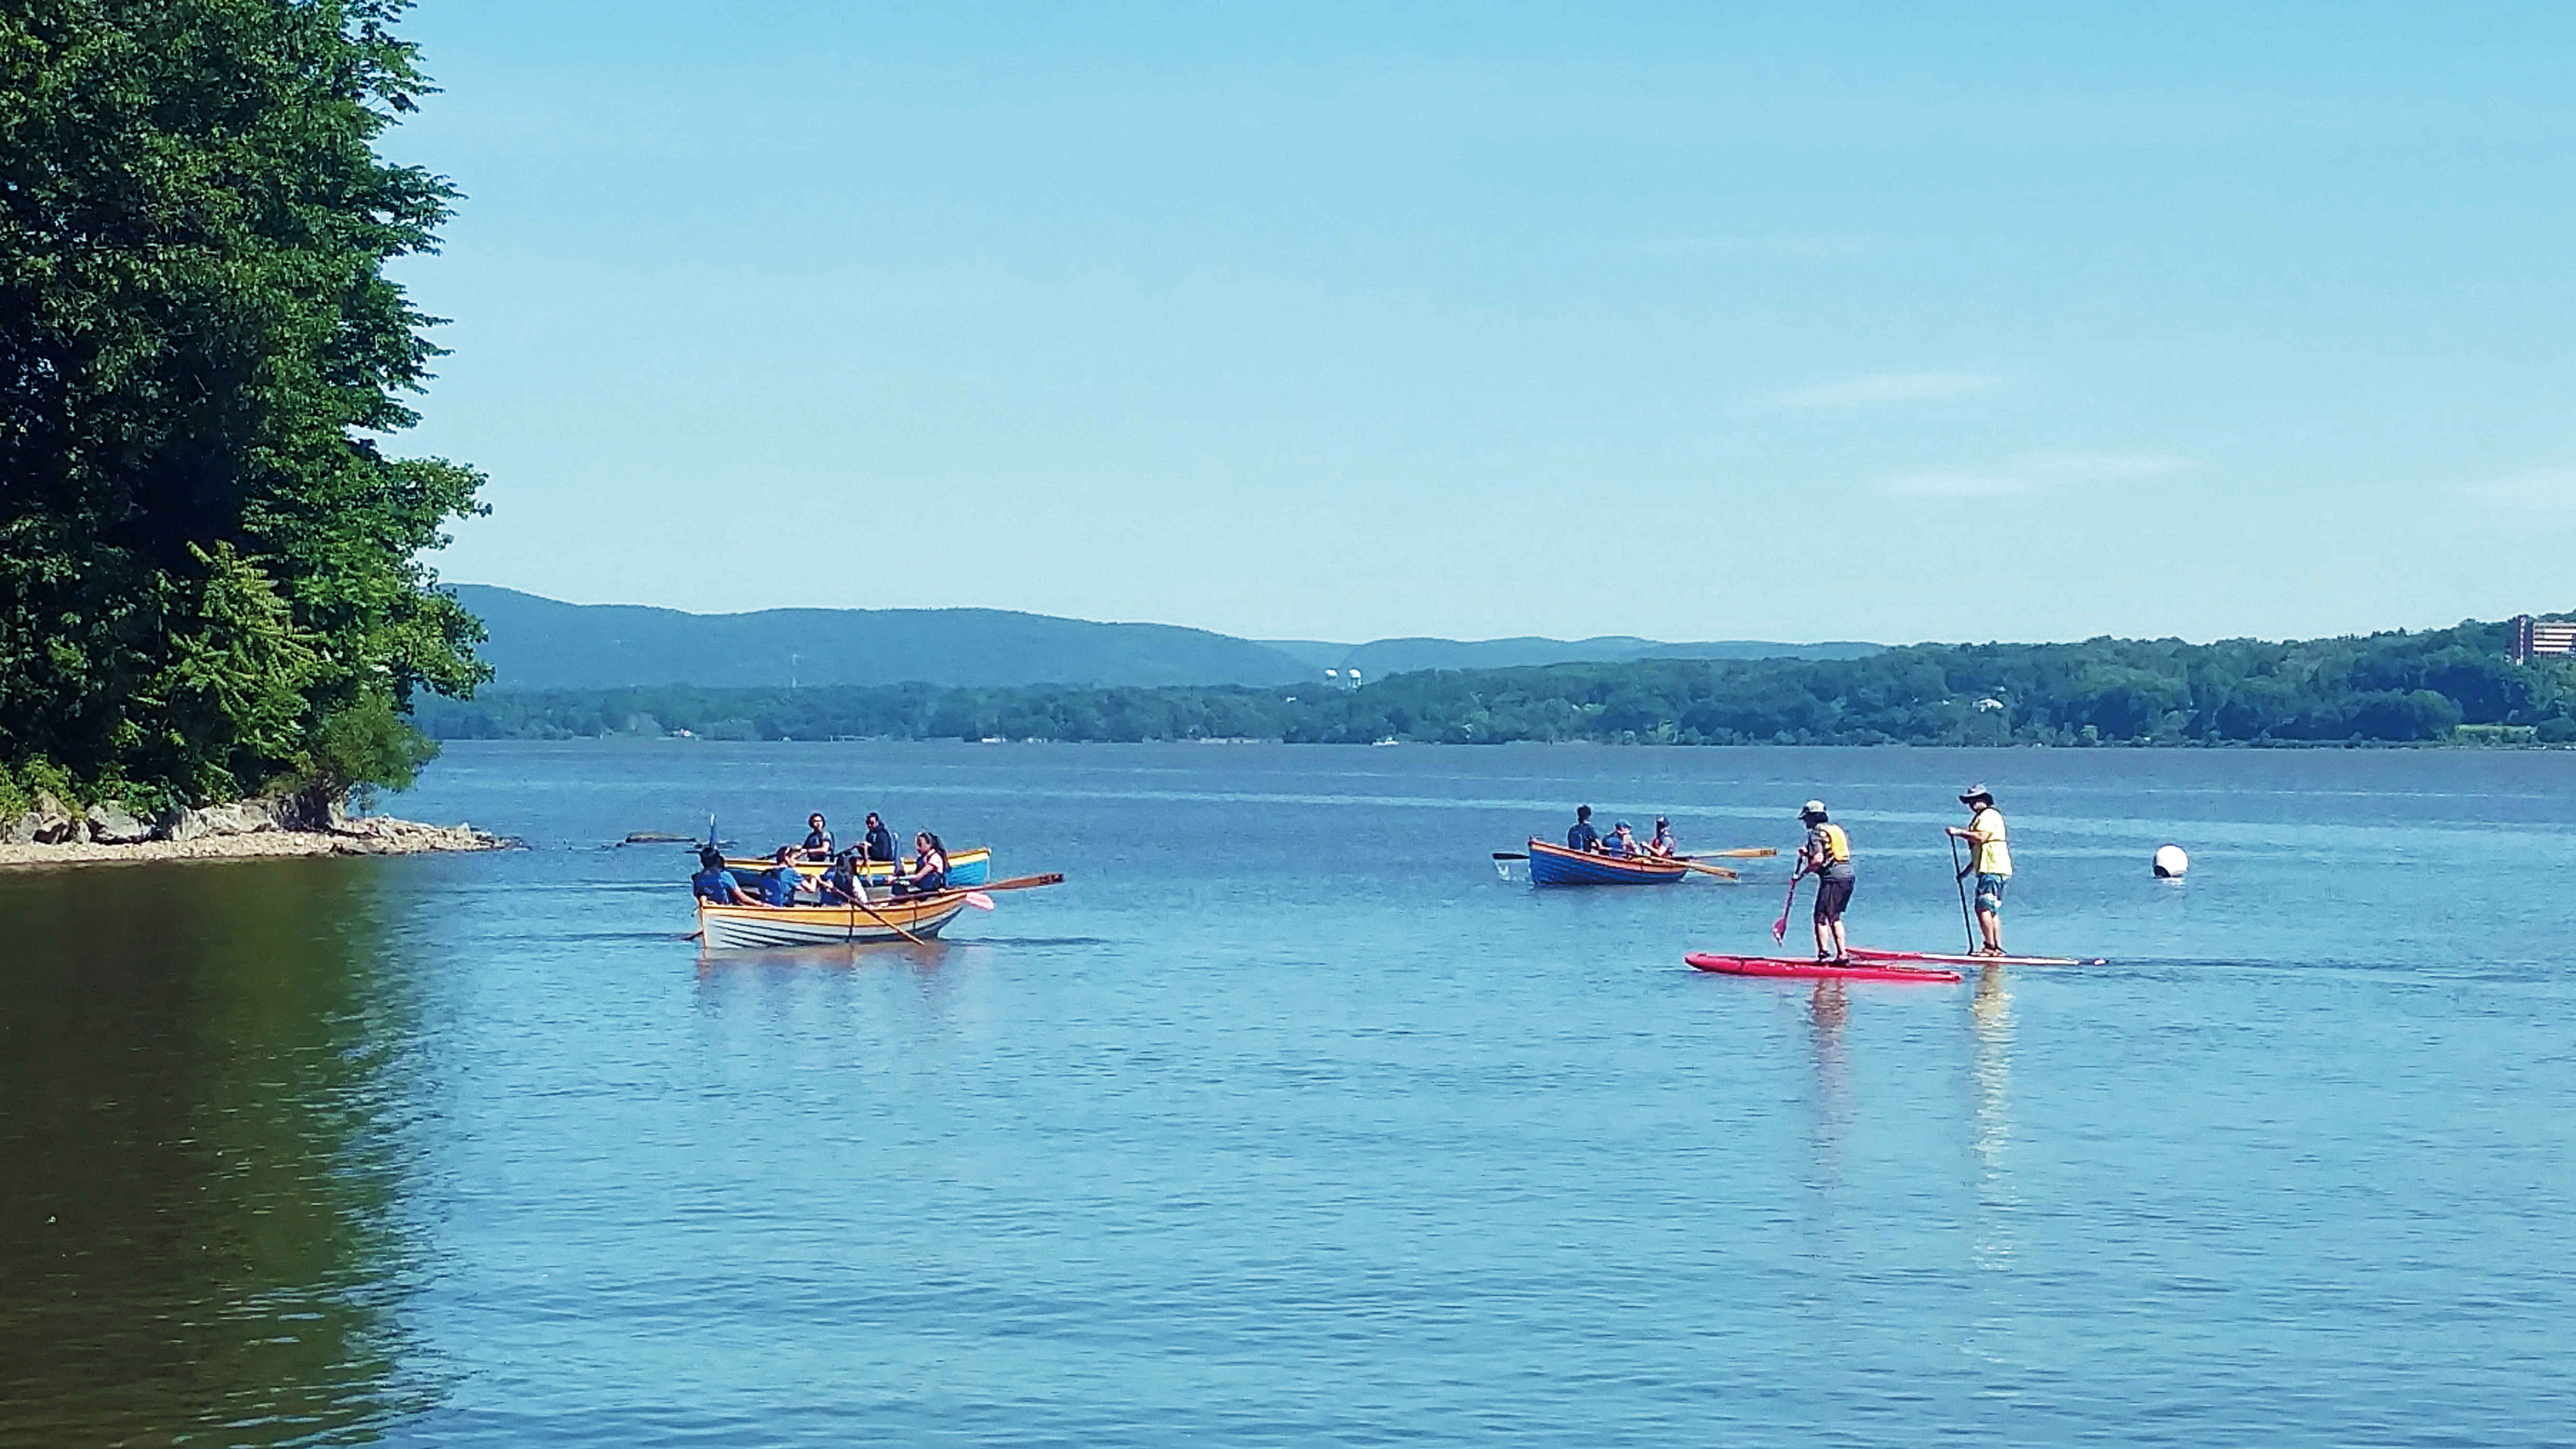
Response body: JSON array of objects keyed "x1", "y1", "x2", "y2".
[{"x1": 389, "y1": 1, "x2": 2576, "y2": 644}]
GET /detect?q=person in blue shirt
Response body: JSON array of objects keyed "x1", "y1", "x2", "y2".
[
  {"x1": 861, "y1": 813, "x2": 897, "y2": 863},
  {"x1": 692, "y1": 847, "x2": 757, "y2": 905},
  {"x1": 1605, "y1": 822, "x2": 1640, "y2": 857},
  {"x1": 1567, "y1": 805, "x2": 1602, "y2": 852},
  {"x1": 761, "y1": 845, "x2": 807, "y2": 907},
  {"x1": 800, "y1": 813, "x2": 834, "y2": 859}
]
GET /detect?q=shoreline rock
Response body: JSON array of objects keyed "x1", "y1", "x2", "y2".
[{"x1": 0, "y1": 814, "x2": 518, "y2": 870}]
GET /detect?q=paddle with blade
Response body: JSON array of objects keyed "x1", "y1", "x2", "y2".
[
  {"x1": 1771, "y1": 871, "x2": 1805, "y2": 944},
  {"x1": 1948, "y1": 833, "x2": 1978, "y2": 953},
  {"x1": 864, "y1": 872, "x2": 1060, "y2": 936}
]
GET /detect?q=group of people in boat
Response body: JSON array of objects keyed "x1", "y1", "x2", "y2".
[
  {"x1": 1784, "y1": 785, "x2": 2011, "y2": 966},
  {"x1": 691, "y1": 810, "x2": 954, "y2": 910},
  {"x1": 1563, "y1": 804, "x2": 1682, "y2": 859}
]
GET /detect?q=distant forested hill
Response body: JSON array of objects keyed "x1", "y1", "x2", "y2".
[
  {"x1": 452, "y1": 586, "x2": 1873, "y2": 689},
  {"x1": 451, "y1": 586, "x2": 1318, "y2": 689},
  {"x1": 415, "y1": 614, "x2": 2576, "y2": 746}
]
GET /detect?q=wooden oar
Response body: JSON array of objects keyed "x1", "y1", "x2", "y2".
[
  {"x1": 1496, "y1": 849, "x2": 1732, "y2": 878},
  {"x1": 978, "y1": 872, "x2": 1065, "y2": 892},
  {"x1": 846, "y1": 893, "x2": 926, "y2": 945},
  {"x1": 1501, "y1": 847, "x2": 1772, "y2": 861},
  {"x1": 1669, "y1": 858, "x2": 1738, "y2": 880}
]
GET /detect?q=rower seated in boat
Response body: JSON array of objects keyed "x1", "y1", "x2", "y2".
[
  {"x1": 1604, "y1": 822, "x2": 1640, "y2": 857},
  {"x1": 891, "y1": 831, "x2": 948, "y2": 897},
  {"x1": 861, "y1": 812, "x2": 897, "y2": 863},
  {"x1": 1567, "y1": 805, "x2": 1602, "y2": 852},
  {"x1": 693, "y1": 847, "x2": 759, "y2": 906},
  {"x1": 800, "y1": 813, "x2": 834, "y2": 860},
  {"x1": 1644, "y1": 817, "x2": 1677, "y2": 858},
  {"x1": 817, "y1": 849, "x2": 872, "y2": 905},
  {"x1": 760, "y1": 845, "x2": 808, "y2": 906}
]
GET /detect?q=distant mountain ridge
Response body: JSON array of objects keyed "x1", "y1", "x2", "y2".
[{"x1": 447, "y1": 585, "x2": 1876, "y2": 691}]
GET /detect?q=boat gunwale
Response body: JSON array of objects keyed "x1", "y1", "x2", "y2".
[
  {"x1": 720, "y1": 845, "x2": 993, "y2": 878},
  {"x1": 1523, "y1": 836, "x2": 1690, "y2": 882},
  {"x1": 694, "y1": 894, "x2": 974, "y2": 949}
]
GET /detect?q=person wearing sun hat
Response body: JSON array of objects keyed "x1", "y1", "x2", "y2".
[{"x1": 1945, "y1": 784, "x2": 2012, "y2": 955}]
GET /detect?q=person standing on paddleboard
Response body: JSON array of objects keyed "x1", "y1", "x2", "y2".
[
  {"x1": 1946, "y1": 785, "x2": 2012, "y2": 955},
  {"x1": 1794, "y1": 800, "x2": 1857, "y2": 965}
]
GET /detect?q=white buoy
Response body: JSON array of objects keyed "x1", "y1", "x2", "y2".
[{"x1": 2153, "y1": 844, "x2": 2189, "y2": 879}]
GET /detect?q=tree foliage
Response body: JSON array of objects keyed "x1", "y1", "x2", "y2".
[
  {"x1": 415, "y1": 616, "x2": 2576, "y2": 749},
  {"x1": 0, "y1": 0, "x2": 484, "y2": 808}
]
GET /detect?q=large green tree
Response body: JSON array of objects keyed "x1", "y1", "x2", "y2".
[{"x1": 0, "y1": 0, "x2": 484, "y2": 811}]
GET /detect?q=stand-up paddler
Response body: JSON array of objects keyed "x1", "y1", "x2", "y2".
[
  {"x1": 1945, "y1": 784, "x2": 2012, "y2": 955},
  {"x1": 1792, "y1": 800, "x2": 1856, "y2": 965}
]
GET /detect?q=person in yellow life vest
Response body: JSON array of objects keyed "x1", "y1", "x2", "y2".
[
  {"x1": 1945, "y1": 784, "x2": 2012, "y2": 955},
  {"x1": 1793, "y1": 800, "x2": 1856, "y2": 965}
]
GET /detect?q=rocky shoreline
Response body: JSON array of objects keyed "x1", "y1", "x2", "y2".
[{"x1": 0, "y1": 791, "x2": 515, "y2": 869}]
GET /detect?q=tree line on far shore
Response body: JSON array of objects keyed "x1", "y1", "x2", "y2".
[{"x1": 414, "y1": 615, "x2": 2576, "y2": 748}]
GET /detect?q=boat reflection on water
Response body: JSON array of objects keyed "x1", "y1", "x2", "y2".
[{"x1": 0, "y1": 860, "x2": 432, "y2": 1448}]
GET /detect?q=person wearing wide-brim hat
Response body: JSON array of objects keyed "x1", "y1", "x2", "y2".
[{"x1": 1945, "y1": 785, "x2": 2012, "y2": 955}]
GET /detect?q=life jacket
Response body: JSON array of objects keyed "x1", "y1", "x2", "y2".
[{"x1": 1813, "y1": 822, "x2": 1851, "y2": 864}]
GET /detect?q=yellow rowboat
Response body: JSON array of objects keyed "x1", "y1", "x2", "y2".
[
  {"x1": 696, "y1": 893, "x2": 972, "y2": 950},
  {"x1": 722, "y1": 845, "x2": 991, "y2": 888}
]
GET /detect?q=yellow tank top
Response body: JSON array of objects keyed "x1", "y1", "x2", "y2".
[{"x1": 1971, "y1": 808, "x2": 2011, "y2": 876}]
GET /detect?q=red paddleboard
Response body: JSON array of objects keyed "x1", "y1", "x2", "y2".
[
  {"x1": 1848, "y1": 947, "x2": 2106, "y2": 967},
  {"x1": 1685, "y1": 953, "x2": 1962, "y2": 983}
]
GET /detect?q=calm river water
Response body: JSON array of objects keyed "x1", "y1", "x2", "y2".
[{"x1": 3, "y1": 741, "x2": 2571, "y2": 1447}]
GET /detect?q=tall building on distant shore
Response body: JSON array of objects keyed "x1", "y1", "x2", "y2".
[{"x1": 2509, "y1": 615, "x2": 2576, "y2": 663}]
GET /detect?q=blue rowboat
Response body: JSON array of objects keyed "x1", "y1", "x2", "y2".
[
  {"x1": 724, "y1": 845, "x2": 991, "y2": 888},
  {"x1": 1524, "y1": 837, "x2": 1688, "y2": 886}
]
